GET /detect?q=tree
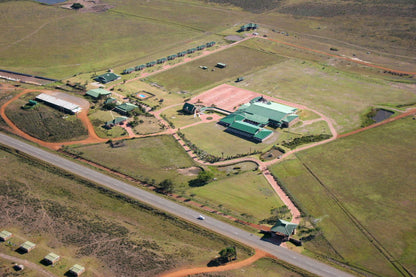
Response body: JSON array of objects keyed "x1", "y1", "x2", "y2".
[
  {"x1": 157, "y1": 179, "x2": 174, "y2": 194},
  {"x1": 71, "y1": 3, "x2": 84, "y2": 9},
  {"x1": 219, "y1": 246, "x2": 237, "y2": 262},
  {"x1": 188, "y1": 170, "x2": 214, "y2": 187}
]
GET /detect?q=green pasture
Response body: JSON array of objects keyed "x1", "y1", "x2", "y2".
[
  {"x1": 68, "y1": 135, "x2": 195, "y2": 184},
  {"x1": 133, "y1": 115, "x2": 164, "y2": 135},
  {"x1": 186, "y1": 171, "x2": 286, "y2": 224},
  {"x1": 180, "y1": 122, "x2": 273, "y2": 157},
  {"x1": 161, "y1": 105, "x2": 201, "y2": 128},
  {"x1": 270, "y1": 116, "x2": 416, "y2": 276},
  {"x1": 290, "y1": 120, "x2": 332, "y2": 136},
  {"x1": 88, "y1": 110, "x2": 128, "y2": 138},
  {"x1": 0, "y1": 1, "x2": 202, "y2": 79},
  {"x1": 147, "y1": 45, "x2": 286, "y2": 93},
  {"x1": 0, "y1": 147, "x2": 252, "y2": 276},
  {"x1": 236, "y1": 44, "x2": 416, "y2": 133},
  {"x1": 5, "y1": 99, "x2": 88, "y2": 142}
]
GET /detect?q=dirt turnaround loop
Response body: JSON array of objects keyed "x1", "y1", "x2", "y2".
[{"x1": 159, "y1": 249, "x2": 270, "y2": 277}]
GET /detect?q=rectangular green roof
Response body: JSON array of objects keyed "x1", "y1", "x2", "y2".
[
  {"x1": 253, "y1": 129, "x2": 273, "y2": 140},
  {"x1": 115, "y1": 103, "x2": 138, "y2": 113},
  {"x1": 229, "y1": 120, "x2": 259, "y2": 135},
  {"x1": 86, "y1": 89, "x2": 111, "y2": 98},
  {"x1": 244, "y1": 101, "x2": 297, "y2": 122},
  {"x1": 282, "y1": 114, "x2": 299, "y2": 123},
  {"x1": 271, "y1": 219, "x2": 298, "y2": 236},
  {"x1": 106, "y1": 116, "x2": 127, "y2": 126},
  {"x1": 95, "y1": 72, "x2": 120, "y2": 84},
  {"x1": 219, "y1": 113, "x2": 245, "y2": 125}
]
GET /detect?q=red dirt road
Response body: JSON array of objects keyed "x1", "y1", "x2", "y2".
[
  {"x1": 0, "y1": 89, "x2": 106, "y2": 150},
  {"x1": 159, "y1": 249, "x2": 270, "y2": 277}
]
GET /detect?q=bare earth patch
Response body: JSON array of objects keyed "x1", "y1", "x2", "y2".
[{"x1": 177, "y1": 167, "x2": 201, "y2": 176}]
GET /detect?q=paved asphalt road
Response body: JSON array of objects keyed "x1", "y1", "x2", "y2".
[{"x1": 0, "y1": 132, "x2": 353, "y2": 277}]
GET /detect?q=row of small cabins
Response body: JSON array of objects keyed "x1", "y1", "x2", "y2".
[
  {"x1": 0, "y1": 230, "x2": 85, "y2": 276},
  {"x1": 122, "y1": 41, "x2": 216, "y2": 75}
]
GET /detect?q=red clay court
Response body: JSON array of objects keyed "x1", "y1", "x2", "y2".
[{"x1": 189, "y1": 84, "x2": 260, "y2": 112}]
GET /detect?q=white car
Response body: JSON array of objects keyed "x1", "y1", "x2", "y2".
[{"x1": 197, "y1": 215, "x2": 205, "y2": 220}]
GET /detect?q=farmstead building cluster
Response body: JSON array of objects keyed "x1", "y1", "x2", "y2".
[{"x1": 218, "y1": 96, "x2": 298, "y2": 142}]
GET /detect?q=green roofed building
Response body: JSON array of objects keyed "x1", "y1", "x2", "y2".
[
  {"x1": 69, "y1": 264, "x2": 85, "y2": 276},
  {"x1": 0, "y1": 230, "x2": 12, "y2": 241},
  {"x1": 270, "y1": 219, "x2": 298, "y2": 238},
  {"x1": 114, "y1": 103, "x2": 138, "y2": 115},
  {"x1": 86, "y1": 89, "x2": 111, "y2": 99},
  {"x1": 182, "y1": 103, "x2": 196, "y2": 114},
  {"x1": 105, "y1": 116, "x2": 127, "y2": 129},
  {"x1": 95, "y1": 72, "x2": 120, "y2": 84},
  {"x1": 218, "y1": 96, "x2": 298, "y2": 142}
]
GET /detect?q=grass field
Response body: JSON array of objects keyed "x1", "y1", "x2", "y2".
[
  {"x1": 147, "y1": 45, "x2": 287, "y2": 93},
  {"x1": 186, "y1": 171, "x2": 286, "y2": 224},
  {"x1": 67, "y1": 135, "x2": 196, "y2": 185},
  {"x1": 269, "y1": 116, "x2": 416, "y2": 276},
  {"x1": 235, "y1": 44, "x2": 416, "y2": 133},
  {"x1": 0, "y1": 146, "x2": 254, "y2": 277},
  {"x1": 5, "y1": 99, "x2": 88, "y2": 142},
  {"x1": 161, "y1": 105, "x2": 201, "y2": 128}
]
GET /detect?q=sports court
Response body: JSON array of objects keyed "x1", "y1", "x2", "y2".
[{"x1": 189, "y1": 84, "x2": 260, "y2": 112}]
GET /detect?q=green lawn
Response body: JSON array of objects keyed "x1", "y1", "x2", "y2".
[
  {"x1": 186, "y1": 171, "x2": 286, "y2": 224},
  {"x1": 161, "y1": 105, "x2": 201, "y2": 128},
  {"x1": 0, "y1": 146, "x2": 251, "y2": 277},
  {"x1": 181, "y1": 122, "x2": 274, "y2": 157},
  {"x1": 68, "y1": 135, "x2": 196, "y2": 185},
  {"x1": 147, "y1": 45, "x2": 287, "y2": 93},
  {"x1": 236, "y1": 40, "x2": 416, "y2": 133},
  {"x1": 269, "y1": 116, "x2": 416, "y2": 276},
  {"x1": 290, "y1": 120, "x2": 332, "y2": 136}
]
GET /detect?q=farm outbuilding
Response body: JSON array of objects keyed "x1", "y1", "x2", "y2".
[
  {"x1": 18, "y1": 241, "x2": 36, "y2": 253},
  {"x1": 135, "y1": 65, "x2": 146, "y2": 71},
  {"x1": 68, "y1": 264, "x2": 85, "y2": 276},
  {"x1": 86, "y1": 88, "x2": 111, "y2": 99},
  {"x1": 157, "y1": 58, "x2": 167, "y2": 64},
  {"x1": 146, "y1": 61, "x2": 156, "y2": 67},
  {"x1": 0, "y1": 230, "x2": 13, "y2": 241},
  {"x1": 182, "y1": 103, "x2": 197, "y2": 114},
  {"x1": 95, "y1": 72, "x2": 120, "y2": 84},
  {"x1": 239, "y1": 23, "x2": 258, "y2": 32},
  {"x1": 206, "y1": 41, "x2": 216, "y2": 47},
  {"x1": 177, "y1": 51, "x2": 187, "y2": 57},
  {"x1": 43, "y1": 252, "x2": 60, "y2": 265},
  {"x1": 216, "y1": 63, "x2": 227, "y2": 68},
  {"x1": 36, "y1": 93, "x2": 82, "y2": 114},
  {"x1": 197, "y1": 45, "x2": 206, "y2": 51},
  {"x1": 122, "y1": 68, "x2": 135, "y2": 74},
  {"x1": 270, "y1": 219, "x2": 298, "y2": 238},
  {"x1": 114, "y1": 103, "x2": 138, "y2": 115},
  {"x1": 187, "y1": 48, "x2": 196, "y2": 54},
  {"x1": 105, "y1": 116, "x2": 127, "y2": 129}
]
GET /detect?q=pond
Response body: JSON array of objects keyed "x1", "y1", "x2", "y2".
[
  {"x1": 372, "y1": 109, "x2": 394, "y2": 123},
  {"x1": 34, "y1": 0, "x2": 67, "y2": 4}
]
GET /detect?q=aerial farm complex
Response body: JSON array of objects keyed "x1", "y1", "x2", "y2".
[{"x1": 0, "y1": 1, "x2": 415, "y2": 277}]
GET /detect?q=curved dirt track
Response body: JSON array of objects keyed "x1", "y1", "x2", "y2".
[
  {"x1": 159, "y1": 249, "x2": 270, "y2": 277},
  {"x1": 0, "y1": 89, "x2": 106, "y2": 150}
]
